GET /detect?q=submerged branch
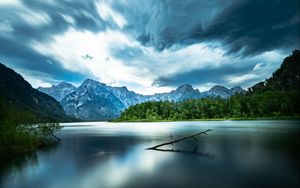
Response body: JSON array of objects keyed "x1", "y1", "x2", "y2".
[
  {"x1": 146, "y1": 129, "x2": 212, "y2": 150},
  {"x1": 49, "y1": 132, "x2": 61, "y2": 142},
  {"x1": 149, "y1": 148, "x2": 214, "y2": 158}
]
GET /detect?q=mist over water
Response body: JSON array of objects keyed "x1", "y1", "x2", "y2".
[{"x1": 1, "y1": 120, "x2": 300, "y2": 188}]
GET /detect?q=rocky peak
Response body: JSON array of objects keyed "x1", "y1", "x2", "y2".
[
  {"x1": 38, "y1": 81, "x2": 77, "y2": 102},
  {"x1": 80, "y1": 79, "x2": 106, "y2": 88},
  {"x1": 175, "y1": 84, "x2": 195, "y2": 92},
  {"x1": 209, "y1": 85, "x2": 230, "y2": 92},
  {"x1": 230, "y1": 86, "x2": 245, "y2": 94},
  {"x1": 57, "y1": 81, "x2": 74, "y2": 88}
]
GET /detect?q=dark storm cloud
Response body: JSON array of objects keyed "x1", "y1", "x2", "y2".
[
  {"x1": 0, "y1": 0, "x2": 106, "y2": 43},
  {"x1": 113, "y1": 0, "x2": 300, "y2": 56},
  {"x1": 152, "y1": 52, "x2": 284, "y2": 88},
  {"x1": 199, "y1": 0, "x2": 300, "y2": 56},
  {"x1": 0, "y1": 0, "x2": 298, "y2": 90},
  {"x1": 153, "y1": 63, "x2": 255, "y2": 87}
]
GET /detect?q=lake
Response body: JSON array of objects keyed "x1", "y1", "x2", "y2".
[{"x1": 1, "y1": 120, "x2": 300, "y2": 188}]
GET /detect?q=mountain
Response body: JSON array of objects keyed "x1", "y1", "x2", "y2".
[
  {"x1": 57, "y1": 82, "x2": 204, "y2": 120},
  {"x1": 203, "y1": 85, "x2": 231, "y2": 98},
  {"x1": 249, "y1": 50, "x2": 300, "y2": 92},
  {"x1": 149, "y1": 84, "x2": 202, "y2": 101},
  {"x1": 38, "y1": 82, "x2": 77, "y2": 102},
  {"x1": 61, "y1": 79, "x2": 125, "y2": 120},
  {"x1": 0, "y1": 63, "x2": 69, "y2": 121},
  {"x1": 172, "y1": 84, "x2": 202, "y2": 100},
  {"x1": 3, "y1": 51, "x2": 298, "y2": 121},
  {"x1": 202, "y1": 85, "x2": 245, "y2": 98},
  {"x1": 106, "y1": 86, "x2": 145, "y2": 107},
  {"x1": 42, "y1": 80, "x2": 243, "y2": 120},
  {"x1": 230, "y1": 86, "x2": 245, "y2": 94}
]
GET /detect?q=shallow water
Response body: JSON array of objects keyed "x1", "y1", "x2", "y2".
[{"x1": 1, "y1": 120, "x2": 300, "y2": 188}]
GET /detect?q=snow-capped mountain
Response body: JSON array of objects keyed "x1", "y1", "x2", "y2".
[
  {"x1": 106, "y1": 86, "x2": 146, "y2": 107},
  {"x1": 148, "y1": 84, "x2": 202, "y2": 101},
  {"x1": 60, "y1": 79, "x2": 125, "y2": 120},
  {"x1": 39, "y1": 79, "x2": 244, "y2": 120},
  {"x1": 38, "y1": 82, "x2": 77, "y2": 102}
]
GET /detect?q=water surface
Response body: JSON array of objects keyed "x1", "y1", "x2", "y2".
[{"x1": 1, "y1": 120, "x2": 300, "y2": 188}]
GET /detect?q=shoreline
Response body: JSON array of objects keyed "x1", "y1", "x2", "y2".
[{"x1": 110, "y1": 116, "x2": 300, "y2": 123}]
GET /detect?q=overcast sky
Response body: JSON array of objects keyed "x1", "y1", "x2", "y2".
[{"x1": 0, "y1": 0, "x2": 299, "y2": 94}]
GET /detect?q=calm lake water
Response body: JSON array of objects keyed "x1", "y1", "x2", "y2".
[{"x1": 1, "y1": 120, "x2": 300, "y2": 188}]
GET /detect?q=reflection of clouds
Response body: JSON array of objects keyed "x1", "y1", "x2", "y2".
[
  {"x1": 138, "y1": 151, "x2": 156, "y2": 171},
  {"x1": 61, "y1": 122, "x2": 174, "y2": 137},
  {"x1": 77, "y1": 147, "x2": 172, "y2": 188},
  {"x1": 4, "y1": 121, "x2": 300, "y2": 188}
]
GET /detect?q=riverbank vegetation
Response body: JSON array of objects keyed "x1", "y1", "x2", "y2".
[
  {"x1": 0, "y1": 98, "x2": 62, "y2": 156},
  {"x1": 0, "y1": 63, "x2": 71, "y2": 156},
  {"x1": 115, "y1": 90, "x2": 300, "y2": 122}
]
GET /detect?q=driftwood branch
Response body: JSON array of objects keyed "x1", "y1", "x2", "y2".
[{"x1": 146, "y1": 129, "x2": 212, "y2": 150}]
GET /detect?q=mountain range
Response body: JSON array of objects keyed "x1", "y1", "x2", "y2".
[
  {"x1": 1, "y1": 50, "x2": 299, "y2": 121},
  {"x1": 38, "y1": 79, "x2": 244, "y2": 120}
]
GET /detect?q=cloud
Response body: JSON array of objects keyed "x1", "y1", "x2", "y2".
[
  {"x1": 253, "y1": 63, "x2": 264, "y2": 71},
  {"x1": 0, "y1": 0, "x2": 298, "y2": 94},
  {"x1": 0, "y1": 0, "x2": 21, "y2": 6},
  {"x1": 0, "y1": 21, "x2": 13, "y2": 32},
  {"x1": 0, "y1": 0, "x2": 107, "y2": 86},
  {"x1": 30, "y1": 28, "x2": 142, "y2": 86},
  {"x1": 20, "y1": 11, "x2": 52, "y2": 26},
  {"x1": 111, "y1": 0, "x2": 300, "y2": 56},
  {"x1": 153, "y1": 50, "x2": 285, "y2": 90},
  {"x1": 96, "y1": 1, "x2": 127, "y2": 28},
  {"x1": 152, "y1": 63, "x2": 253, "y2": 89}
]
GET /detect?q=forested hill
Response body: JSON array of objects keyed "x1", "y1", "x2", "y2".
[
  {"x1": 0, "y1": 63, "x2": 73, "y2": 155},
  {"x1": 0, "y1": 63, "x2": 71, "y2": 122},
  {"x1": 116, "y1": 50, "x2": 300, "y2": 121},
  {"x1": 249, "y1": 50, "x2": 300, "y2": 92}
]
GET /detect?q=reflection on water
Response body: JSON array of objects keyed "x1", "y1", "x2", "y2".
[
  {"x1": 0, "y1": 142, "x2": 58, "y2": 185},
  {"x1": 0, "y1": 120, "x2": 299, "y2": 188}
]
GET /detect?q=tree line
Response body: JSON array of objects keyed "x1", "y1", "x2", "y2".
[{"x1": 117, "y1": 90, "x2": 300, "y2": 121}]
